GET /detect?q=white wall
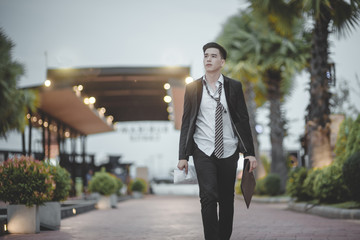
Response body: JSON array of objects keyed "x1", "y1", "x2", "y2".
[{"x1": 87, "y1": 121, "x2": 180, "y2": 179}]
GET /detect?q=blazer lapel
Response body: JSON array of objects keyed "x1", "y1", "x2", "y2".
[{"x1": 223, "y1": 76, "x2": 232, "y2": 111}]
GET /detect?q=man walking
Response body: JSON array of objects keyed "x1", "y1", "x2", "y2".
[{"x1": 178, "y1": 42, "x2": 257, "y2": 240}]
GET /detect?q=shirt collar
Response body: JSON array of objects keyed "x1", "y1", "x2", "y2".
[{"x1": 202, "y1": 74, "x2": 224, "y2": 85}]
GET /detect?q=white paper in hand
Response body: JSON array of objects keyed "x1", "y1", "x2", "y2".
[{"x1": 173, "y1": 165, "x2": 198, "y2": 184}]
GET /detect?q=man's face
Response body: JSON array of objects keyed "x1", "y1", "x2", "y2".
[{"x1": 203, "y1": 48, "x2": 225, "y2": 73}]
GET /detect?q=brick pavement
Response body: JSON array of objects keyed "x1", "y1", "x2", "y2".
[{"x1": 1, "y1": 195, "x2": 360, "y2": 240}]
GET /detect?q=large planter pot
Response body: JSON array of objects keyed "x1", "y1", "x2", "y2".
[
  {"x1": 39, "y1": 202, "x2": 61, "y2": 230},
  {"x1": 96, "y1": 195, "x2": 111, "y2": 209},
  {"x1": 132, "y1": 191, "x2": 143, "y2": 199},
  {"x1": 110, "y1": 194, "x2": 118, "y2": 208},
  {"x1": 7, "y1": 205, "x2": 40, "y2": 234}
]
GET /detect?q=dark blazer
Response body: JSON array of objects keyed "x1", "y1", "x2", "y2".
[{"x1": 179, "y1": 75, "x2": 255, "y2": 160}]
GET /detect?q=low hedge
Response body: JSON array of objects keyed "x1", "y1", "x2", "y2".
[
  {"x1": 286, "y1": 167, "x2": 309, "y2": 201},
  {"x1": 302, "y1": 168, "x2": 320, "y2": 200},
  {"x1": 313, "y1": 163, "x2": 350, "y2": 203},
  {"x1": 264, "y1": 173, "x2": 281, "y2": 196},
  {"x1": 255, "y1": 177, "x2": 266, "y2": 195},
  {"x1": 255, "y1": 173, "x2": 281, "y2": 196},
  {"x1": 343, "y1": 151, "x2": 360, "y2": 201}
]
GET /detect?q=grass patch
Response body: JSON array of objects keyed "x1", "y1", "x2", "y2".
[
  {"x1": 324, "y1": 201, "x2": 360, "y2": 209},
  {"x1": 253, "y1": 194, "x2": 289, "y2": 198}
]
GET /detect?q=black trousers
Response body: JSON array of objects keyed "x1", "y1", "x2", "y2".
[{"x1": 193, "y1": 145, "x2": 239, "y2": 240}]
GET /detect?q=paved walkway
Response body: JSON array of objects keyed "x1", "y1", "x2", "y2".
[{"x1": 1, "y1": 195, "x2": 360, "y2": 240}]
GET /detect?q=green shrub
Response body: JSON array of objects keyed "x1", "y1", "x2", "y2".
[
  {"x1": 235, "y1": 180, "x2": 242, "y2": 195},
  {"x1": 263, "y1": 173, "x2": 281, "y2": 196},
  {"x1": 254, "y1": 177, "x2": 266, "y2": 195},
  {"x1": 89, "y1": 169, "x2": 117, "y2": 196},
  {"x1": 0, "y1": 156, "x2": 55, "y2": 206},
  {"x1": 111, "y1": 174, "x2": 124, "y2": 196},
  {"x1": 343, "y1": 151, "x2": 360, "y2": 201},
  {"x1": 255, "y1": 174, "x2": 281, "y2": 196},
  {"x1": 48, "y1": 164, "x2": 71, "y2": 201},
  {"x1": 286, "y1": 167, "x2": 309, "y2": 201},
  {"x1": 344, "y1": 115, "x2": 360, "y2": 161},
  {"x1": 334, "y1": 118, "x2": 353, "y2": 164},
  {"x1": 130, "y1": 178, "x2": 147, "y2": 193},
  {"x1": 313, "y1": 164, "x2": 350, "y2": 203},
  {"x1": 302, "y1": 168, "x2": 320, "y2": 200}
]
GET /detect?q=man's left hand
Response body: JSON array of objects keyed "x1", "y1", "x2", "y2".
[{"x1": 246, "y1": 156, "x2": 257, "y2": 173}]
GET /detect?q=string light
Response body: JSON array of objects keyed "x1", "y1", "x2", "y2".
[
  {"x1": 98, "y1": 107, "x2": 106, "y2": 115},
  {"x1": 89, "y1": 97, "x2": 96, "y2": 104},
  {"x1": 44, "y1": 79, "x2": 51, "y2": 87},
  {"x1": 164, "y1": 83, "x2": 170, "y2": 90},
  {"x1": 163, "y1": 95, "x2": 172, "y2": 103},
  {"x1": 107, "y1": 115, "x2": 114, "y2": 124},
  {"x1": 73, "y1": 85, "x2": 84, "y2": 97}
]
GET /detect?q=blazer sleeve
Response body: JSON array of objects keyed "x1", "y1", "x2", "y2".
[
  {"x1": 234, "y1": 81, "x2": 255, "y2": 157},
  {"x1": 178, "y1": 83, "x2": 192, "y2": 160}
]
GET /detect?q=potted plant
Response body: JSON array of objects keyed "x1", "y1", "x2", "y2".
[
  {"x1": 0, "y1": 156, "x2": 55, "y2": 234},
  {"x1": 114, "y1": 175, "x2": 124, "y2": 196},
  {"x1": 130, "y1": 178, "x2": 147, "y2": 199},
  {"x1": 88, "y1": 168, "x2": 117, "y2": 209},
  {"x1": 109, "y1": 174, "x2": 124, "y2": 208},
  {"x1": 39, "y1": 163, "x2": 71, "y2": 230}
]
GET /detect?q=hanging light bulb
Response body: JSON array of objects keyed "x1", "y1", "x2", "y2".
[
  {"x1": 163, "y1": 95, "x2": 172, "y2": 103},
  {"x1": 44, "y1": 79, "x2": 51, "y2": 87}
]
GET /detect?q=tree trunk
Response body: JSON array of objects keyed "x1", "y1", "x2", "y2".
[
  {"x1": 306, "y1": 15, "x2": 333, "y2": 168},
  {"x1": 243, "y1": 80, "x2": 265, "y2": 179},
  {"x1": 28, "y1": 115, "x2": 32, "y2": 157},
  {"x1": 22, "y1": 131, "x2": 26, "y2": 155},
  {"x1": 266, "y1": 69, "x2": 287, "y2": 191}
]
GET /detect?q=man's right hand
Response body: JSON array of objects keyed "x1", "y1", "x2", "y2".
[{"x1": 177, "y1": 159, "x2": 188, "y2": 174}]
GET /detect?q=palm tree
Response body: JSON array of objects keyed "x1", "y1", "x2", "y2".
[
  {"x1": 217, "y1": 10, "x2": 310, "y2": 189},
  {"x1": 217, "y1": 13, "x2": 267, "y2": 179},
  {"x1": 222, "y1": 61, "x2": 267, "y2": 179},
  {"x1": 249, "y1": 0, "x2": 360, "y2": 168},
  {"x1": 0, "y1": 30, "x2": 37, "y2": 139}
]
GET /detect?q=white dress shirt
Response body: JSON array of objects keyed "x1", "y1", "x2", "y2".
[{"x1": 193, "y1": 75, "x2": 238, "y2": 158}]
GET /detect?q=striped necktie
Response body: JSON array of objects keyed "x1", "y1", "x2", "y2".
[{"x1": 214, "y1": 82, "x2": 224, "y2": 158}]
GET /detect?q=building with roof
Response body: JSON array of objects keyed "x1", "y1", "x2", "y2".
[{"x1": 0, "y1": 66, "x2": 190, "y2": 187}]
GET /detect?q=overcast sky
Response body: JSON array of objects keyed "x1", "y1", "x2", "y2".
[
  {"x1": 0, "y1": 0, "x2": 250, "y2": 85},
  {"x1": 1, "y1": 0, "x2": 360, "y2": 167}
]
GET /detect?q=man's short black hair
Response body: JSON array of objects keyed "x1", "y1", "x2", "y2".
[{"x1": 203, "y1": 42, "x2": 227, "y2": 60}]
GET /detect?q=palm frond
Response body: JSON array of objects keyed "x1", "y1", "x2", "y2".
[{"x1": 0, "y1": 29, "x2": 37, "y2": 138}]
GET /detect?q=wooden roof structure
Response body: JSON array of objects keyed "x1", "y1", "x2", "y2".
[
  {"x1": 45, "y1": 66, "x2": 189, "y2": 131},
  {"x1": 39, "y1": 88, "x2": 114, "y2": 135}
]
